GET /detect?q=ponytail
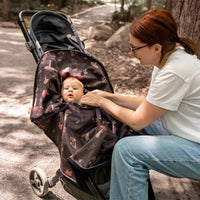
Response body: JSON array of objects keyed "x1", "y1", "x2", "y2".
[{"x1": 178, "y1": 37, "x2": 197, "y2": 55}]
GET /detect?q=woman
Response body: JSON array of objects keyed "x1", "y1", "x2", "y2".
[{"x1": 80, "y1": 8, "x2": 200, "y2": 200}]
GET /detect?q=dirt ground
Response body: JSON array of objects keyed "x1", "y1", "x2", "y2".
[
  {"x1": 85, "y1": 40, "x2": 152, "y2": 96},
  {"x1": 1, "y1": 3, "x2": 200, "y2": 200}
]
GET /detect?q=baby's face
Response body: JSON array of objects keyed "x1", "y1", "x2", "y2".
[{"x1": 61, "y1": 78, "x2": 83, "y2": 103}]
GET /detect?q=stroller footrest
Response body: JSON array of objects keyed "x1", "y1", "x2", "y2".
[{"x1": 48, "y1": 169, "x2": 62, "y2": 188}]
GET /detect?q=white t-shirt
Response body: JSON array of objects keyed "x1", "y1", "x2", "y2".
[{"x1": 146, "y1": 47, "x2": 200, "y2": 143}]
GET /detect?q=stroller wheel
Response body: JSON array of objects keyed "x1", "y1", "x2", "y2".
[{"x1": 29, "y1": 167, "x2": 49, "y2": 197}]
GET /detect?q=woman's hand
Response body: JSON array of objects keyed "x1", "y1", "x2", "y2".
[
  {"x1": 91, "y1": 89, "x2": 112, "y2": 98},
  {"x1": 80, "y1": 91, "x2": 104, "y2": 107}
]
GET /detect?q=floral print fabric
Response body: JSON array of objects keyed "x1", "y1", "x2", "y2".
[{"x1": 30, "y1": 49, "x2": 135, "y2": 182}]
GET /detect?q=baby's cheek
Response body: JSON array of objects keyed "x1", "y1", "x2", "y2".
[{"x1": 62, "y1": 93, "x2": 67, "y2": 100}]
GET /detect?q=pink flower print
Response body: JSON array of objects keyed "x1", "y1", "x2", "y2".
[
  {"x1": 44, "y1": 60, "x2": 57, "y2": 72},
  {"x1": 65, "y1": 109, "x2": 72, "y2": 114},
  {"x1": 66, "y1": 34, "x2": 72, "y2": 38},
  {"x1": 95, "y1": 128, "x2": 104, "y2": 138},
  {"x1": 60, "y1": 67, "x2": 83, "y2": 79},
  {"x1": 44, "y1": 65, "x2": 57, "y2": 72},
  {"x1": 44, "y1": 50, "x2": 51, "y2": 55},
  {"x1": 37, "y1": 124, "x2": 45, "y2": 129},
  {"x1": 60, "y1": 67, "x2": 71, "y2": 78},
  {"x1": 76, "y1": 75, "x2": 83, "y2": 80},
  {"x1": 42, "y1": 90, "x2": 49, "y2": 98},
  {"x1": 32, "y1": 106, "x2": 38, "y2": 112},
  {"x1": 65, "y1": 169, "x2": 72, "y2": 177},
  {"x1": 98, "y1": 125, "x2": 107, "y2": 132},
  {"x1": 72, "y1": 68, "x2": 82, "y2": 77}
]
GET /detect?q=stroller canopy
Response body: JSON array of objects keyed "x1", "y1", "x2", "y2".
[{"x1": 30, "y1": 10, "x2": 87, "y2": 58}]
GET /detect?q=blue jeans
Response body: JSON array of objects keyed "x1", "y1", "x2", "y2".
[{"x1": 110, "y1": 120, "x2": 200, "y2": 200}]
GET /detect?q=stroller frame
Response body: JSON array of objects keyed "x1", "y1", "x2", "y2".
[
  {"x1": 18, "y1": 10, "x2": 155, "y2": 200},
  {"x1": 18, "y1": 10, "x2": 40, "y2": 63}
]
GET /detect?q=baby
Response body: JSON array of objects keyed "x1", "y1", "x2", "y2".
[{"x1": 61, "y1": 77, "x2": 84, "y2": 103}]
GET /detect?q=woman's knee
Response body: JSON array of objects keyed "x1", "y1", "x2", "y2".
[
  {"x1": 113, "y1": 136, "x2": 159, "y2": 162},
  {"x1": 112, "y1": 137, "x2": 135, "y2": 168},
  {"x1": 113, "y1": 136, "x2": 143, "y2": 161},
  {"x1": 113, "y1": 137, "x2": 133, "y2": 155}
]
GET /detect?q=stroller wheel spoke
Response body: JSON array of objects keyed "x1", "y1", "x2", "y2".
[{"x1": 29, "y1": 167, "x2": 49, "y2": 197}]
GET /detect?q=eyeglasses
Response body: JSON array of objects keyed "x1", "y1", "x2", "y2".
[{"x1": 130, "y1": 44, "x2": 149, "y2": 52}]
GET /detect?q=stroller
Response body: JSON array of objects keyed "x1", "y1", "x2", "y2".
[{"x1": 18, "y1": 10, "x2": 155, "y2": 200}]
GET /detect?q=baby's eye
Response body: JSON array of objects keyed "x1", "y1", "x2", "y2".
[
  {"x1": 65, "y1": 87, "x2": 69, "y2": 90},
  {"x1": 73, "y1": 87, "x2": 77, "y2": 90}
]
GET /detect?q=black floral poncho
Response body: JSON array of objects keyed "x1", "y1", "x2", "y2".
[{"x1": 30, "y1": 49, "x2": 135, "y2": 182}]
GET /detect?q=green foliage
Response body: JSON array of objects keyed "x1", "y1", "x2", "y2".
[
  {"x1": 126, "y1": 0, "x2": 166, "y2": 19},
  {"x1": 61, "y1": 0, "x2": 104, "y2": 16},
  {"x1": 65, "y1": 0, "x2": 104, "y2": 7},
  {"x1": 110, "y1": 0, "x2": 165, "y2": 29},
  {"x1": 127, "y1": 0, "x2": 147, "y2": 19},
  {"x1": 151, "y1": 0, "x2": 166, "y2": 9},
  {"x1": 0, "y1": 0, "x2": 103, "y2": 20}
]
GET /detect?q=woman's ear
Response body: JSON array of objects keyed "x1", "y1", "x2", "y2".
[{"x1": 154, "y1": 43, "x2": 162, "y2": 54}]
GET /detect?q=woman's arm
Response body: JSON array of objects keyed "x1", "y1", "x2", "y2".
[
  {"x1": 92, "y1": 90, "x2": 144, "y2": 110},
  {"x1": 80, "y1": 92, "x2": 166, "y2": 130}
]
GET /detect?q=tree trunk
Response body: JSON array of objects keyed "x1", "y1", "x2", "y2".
[
  {"x1": 121, "y1": 0, "x2": 125, "y2": 14},
  {"x1": 3, "y1": 0, "x2": 10, "y2": 20},
  {"x1": 165, "y1": 0, "x2": 173, "y2": 11},
  {"x1": 57, "y1": 0, "x2": 65, "y2": 10},
  {"x1": 147, "y1": 0, "x2": 152, "y2": 10},
  {"x1": 165, "y1": 0, "x2": 200, "y2": 58}
]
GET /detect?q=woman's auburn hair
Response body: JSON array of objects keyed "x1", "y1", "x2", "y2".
[{"x1": 130, "y1": 8, "x2": 197, "y2": 56}]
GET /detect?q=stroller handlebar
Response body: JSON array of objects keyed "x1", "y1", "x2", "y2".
[{"x1": 18, "y1": 10, "x2": 40, "y2": 63}]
